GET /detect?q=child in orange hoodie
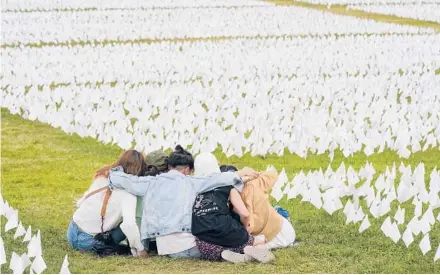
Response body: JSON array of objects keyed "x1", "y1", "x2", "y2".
[{"x1": 220, "y1": 165, "x2": 296, "y2": 251}]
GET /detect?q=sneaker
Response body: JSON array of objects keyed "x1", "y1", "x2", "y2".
[
  {"x1": 243, "y1": 246, "x2": 275, "y2": 263},
  {"x1": 221, "y1": 250, "x2": 253, "y2": 263}
]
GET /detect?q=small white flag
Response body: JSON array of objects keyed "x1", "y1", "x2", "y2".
[
  {"x1": 14, "y1": 222, "x2": 26, "y2": 240},
  {"x1": 402, "y1": 227, "x2": 414, "y2": 248},
  {"x1": 408, "y1": 216, "x2": 421, "y2": 236},
  {"x1": 359, "y1": 215, "x2": 371, "y2": 233},
  {"x1": 422, "y1": 207, "x2": 435, "y2": 225},
  {"x1": 388, "y1": 222, "x2": 401, "y2": 243},
  {"x1": 23, "y1": 226, "x2": 32, "y2": 243},
  {"x1": 59, "y1": 255, "x2": 71, "y2": 274},
  {"x1": 393, "y1": 206, "x2": 405, "y2": 225},
  {"x1": 434, "y1": 243, "x2": 440, "y2": 262},
  {"x1": 31, "y1": 255, "x2": 47, "y2": 274},
  {"x1": 9, "y1": 252, "x2": 24, "y2": 274},
  {"x1": 0, "y1": 237, "x2": 6, "y2": 265},
  {"x1": 28, "y1": 230, "x2": 42, "y2": 258},
  {"x1": 381, "y1": 217, "x2": 392, "y2": 237},
  {"x1": 271, "y1": 187, "x2": 284, "y2": 202},
  {"x1": 5, "y1": 210, "x2": 19, "y2": 232},
  {"x1": 419, "y1": 234, "x2": 431, "y2": 256},
  {"x1": 21, "y1": 253, "x2": 31, "y2": 269}
]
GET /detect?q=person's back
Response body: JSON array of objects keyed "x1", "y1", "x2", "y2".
[
  {"x1": 74, "y1": 177, "x2": 134, "y2": 234},
  {"x1": 221, "y1": 166, "x2": 296, "y2": 250},
  {"x1": 192, "y1": 186, "x2": 248, "y2": 247},
  {"x1": 67, "y1": 149, "x2": 147, "y2": 257},
  {"x1": 109, "y1": 166, "x2": 243, "y2": 256},
  {"x1": 241, "y1": 172, "x2": 283, "y2": 241},
  {"x1": 191, "y1": 154, "x2": 275, "y2": 263},
  {"x1": 109, "y1": 146, "x2": 256, "y2": 258},
  {"x1": 136, "y1": 150, "x2": 169, "y2": 225}
]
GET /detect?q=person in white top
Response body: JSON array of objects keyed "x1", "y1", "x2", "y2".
[{"x1": 67, "y1": 149, "x2": 148, "y2": 257}]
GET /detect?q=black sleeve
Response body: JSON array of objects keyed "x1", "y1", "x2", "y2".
[{"x1": 215, "y1": 186, "x2": 233, "y2": 195}]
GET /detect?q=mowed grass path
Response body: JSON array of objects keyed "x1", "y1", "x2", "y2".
[
  {"x1": 271, "y1": 0, "x2": 440, "y2": 31},
  {"x1": 2, "y1": 108, "x2": 440, "y2": 273}
]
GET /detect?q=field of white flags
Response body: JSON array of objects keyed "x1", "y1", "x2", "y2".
[
  {"x1": 1, "y1": 0, "x2": 440, "y2": 273},
  {"x1": 0, "y1": 195, "x2": 70, "y2": 274}
]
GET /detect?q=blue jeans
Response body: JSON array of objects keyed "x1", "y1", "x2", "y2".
[
  {"x1": 66, "y1": 220, "x2": 126, "y2": 252},
  {"x1": 168, "y1": 246, "x2": 201, "y2": 259}
]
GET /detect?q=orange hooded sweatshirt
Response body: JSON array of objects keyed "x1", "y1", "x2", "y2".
[{"x1": 241, "y1": 171, "x2": 283, "y2": 242}]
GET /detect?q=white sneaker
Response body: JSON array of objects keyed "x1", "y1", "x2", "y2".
[
  {"x1": 243, "y1": 246, "x2": 275, "y2": 263},
  {"x1": 221, "y1": 250, "x2": 253, "y2": 263}
]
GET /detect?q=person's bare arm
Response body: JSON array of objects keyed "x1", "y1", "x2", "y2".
[
  {"x1": 230, "y1": 188, "x2": 251, "y2": 232},
  {"x1": 230, "y1": 188, "x2": 249, "y2": 218}
]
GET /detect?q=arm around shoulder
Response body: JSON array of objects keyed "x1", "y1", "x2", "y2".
[
  {"x1": 195, "y1": 172, "x2": 243, "y2": 193},
  {"x1": 255, "y1": 171, "x2": 279, "y2": 191},
  {"x1": 109, "y1": 167, "x2": 153, "y2": 196}
]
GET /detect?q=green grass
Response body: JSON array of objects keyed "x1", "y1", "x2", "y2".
[{"x1": 2, "y1": 108, "x2": 440, "y2": 274}]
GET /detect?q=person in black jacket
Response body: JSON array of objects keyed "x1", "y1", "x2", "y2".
[{"x1": 191, "y1": 153, "x2": 274, "y2": 263}]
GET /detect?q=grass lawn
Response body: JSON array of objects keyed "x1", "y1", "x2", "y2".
[{"x1": 2, "y1": 108, "x2": 440, "y2": 274}]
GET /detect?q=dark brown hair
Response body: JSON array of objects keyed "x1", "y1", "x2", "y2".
[
  {"x1": 167, "y1": 145, "x2": 194, "y2": 171},
  {"x1": 94, "y1": 149, "x2": 147, "y2": 179}
]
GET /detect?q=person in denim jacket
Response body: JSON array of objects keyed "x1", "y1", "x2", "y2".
[{"x1": 109, "y1": 145, "x2": 258, "y2": 259}]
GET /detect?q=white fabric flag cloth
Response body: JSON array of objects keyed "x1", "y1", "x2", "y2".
[
  {"x1": 14, "y1": 222, "x2": 26, "y2": 240},
  {"x1": 394, "y1": 206, "x2": 405, "y2": 225},
  {"x1": 388, "y1": 222, "x2": 401, "y2": 244},
  {"x1": 9, "y1": 252, "x2": 25, "y2": 274},
  {"x1": 59, "y1": 255, "x2": 71, "y2": 274},
  {"x1": 23, "y1": 226, "x2": 32, "y2": 243},
  {"x1": 5, "y1": 210, "x2": 19, "y2": 232},
  {"x1": 28, "y1": 230, "x2": 42, "y2": 258},
  {"x1": 21, "y1": 253, "x2": 31, "y2": 270},
  {"x1": 359, "y1": 215, "x2": 371, "y2": 233},
  {"x1": 419, "y1": 234, "x2": 431, "y2": 256},
  {"x1": 402, "y1": 227, "x2": 414, "y2": 248},
  {"x1": 0, "y1": 237, "x2": 6, "y2": 266},
  {"x1": 271, "y1": 187, "x2": 284, "y2": 202},
  {"x1": 434, "y1": 243, "x2": 440, "y2": 263},
  {"x1": 31, "y1": 255, "x2": 47, "y2": 274},
  {"x1": 381, "y1": 217, "x2": 392, "y2": 237}
]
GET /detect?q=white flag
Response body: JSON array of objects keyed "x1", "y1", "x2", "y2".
[
  {"x1": 14, "y1": 222, "x2": 26, "y2": 240},
  {"x1": 0, "y1": 237, "x2": 6, "y2": 265},
  {"x1": 23, "y1": 226, "x2": 32, "y2": 243},
  {"x1": 359, "y1": 216, "x2": 371, "y2": 233},
  {"x1": 419, "y1": 234, "x2": 431, "y2": 256},
  {"x1": 59, "y1": 255, "x2": 71, "y2": 274}
]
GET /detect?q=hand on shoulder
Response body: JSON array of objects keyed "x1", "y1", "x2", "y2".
[{"x1": 236, "y1": 168, "x2": 259, "y2": 182}]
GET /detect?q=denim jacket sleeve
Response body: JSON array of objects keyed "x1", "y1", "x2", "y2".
[
  {"x1": 194, "y1": 172, "x2": 243, "y2": 194},
  {"x1": 108, "y1": 166, "x2": 153, "y2": 196}
]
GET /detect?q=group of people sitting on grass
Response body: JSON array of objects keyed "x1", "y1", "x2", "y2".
[{"x1": 66, "y1": 145, "x2": 296, "y2": 263}]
